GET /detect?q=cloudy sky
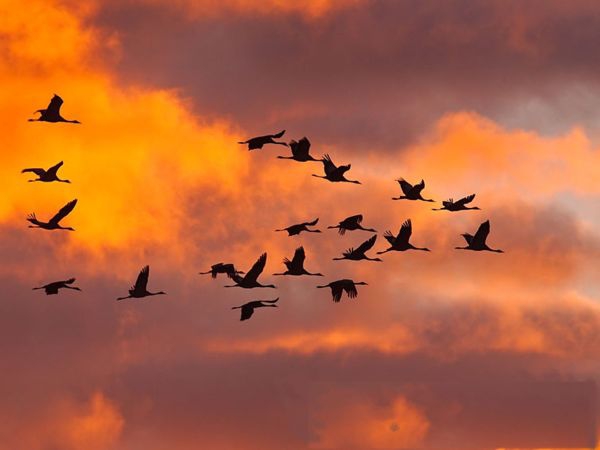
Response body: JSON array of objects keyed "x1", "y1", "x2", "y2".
[{"x1": 1, "y1": 0, "x2": 599, "y2": 448}]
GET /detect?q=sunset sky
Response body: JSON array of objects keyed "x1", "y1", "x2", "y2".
[{"x1": 1, "y1": 0, "x2": 599, "y2": 448}]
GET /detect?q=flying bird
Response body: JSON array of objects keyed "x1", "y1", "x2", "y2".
[
  {"x1": 273, "y1": 246, "x2": 323, "y2": 276},
  {"x1": 33, "y1": 278, "x2": 81, "y2": 295},
  {"x1": 456, "y1": 220, "x2": 503, "y2": 253},
  {"x1": 238, "y1": 130, "x2": 287, "y2": 150},
  {"x1": 21, "y1": 161, "x2": 70, "y2": 183},
  {"x1": 317, "y1": 279, "x2": 367, "y2": 303},
  {"x1": 333, "y1": 235, "x2": 382, "y2": 262},
  {"x1": 377, "y1": 219, "x2": 430, "y2": 253},
  {"x1": 277, "y1": 137, "x2": 320, "y2": 162},
  {"x1": 328, "y1": 214, "x2": 376, "y2": 235},
  {"x1": 117, "y1": 265, "x2": 166, "y2": 300},
  {"x1": 225, "y1": 253, "x2": 276, "y2": 288},
  {"x1": 275, "y1": 218, "x2": 321, "y2": 236},
  {"x1": 198, "y1": 263, "x2": 244, "y2": 279},
  {"x1": 432, "y1": 194, "x2": 480, "y2": 211},
  {"x1": 232, "y1": 298, "x2": 279, "y2": 321},
  {"x1": 392, "y1": 178, "x2": 434, "y2": 202},
  {"x1": 312, "y1": 154, "x2": 361, "y2": 184},
  {"x1": 27, "y1": 199, "x2": 77, "y2": 231},
  {"x1": 28, "y1": 94, "x2": 80, "y2": 124}
]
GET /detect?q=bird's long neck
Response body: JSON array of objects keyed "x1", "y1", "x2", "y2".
[
  {"x1": 376, "y1": 248, "x2": 391, "y2": 255},
  {"x1": 392, "y1": 196, "x2": 406, "y2": 200},
  {"x1": 365, "y1": 256, "x2": 382, "y2": 261},
  {"x1": 276, "y1": 156, "x2": 293, "y2": 159},
  {"x1": 58, "y1": 178, "x2": 70, "y2": 183}
]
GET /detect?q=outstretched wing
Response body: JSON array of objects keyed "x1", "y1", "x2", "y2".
[
  {"x1": 290, "y1": 246, "x2": 305, "y2": 268},
  {"x1": 46, "y1": 161, "x2": 64, "y2": 176},
  {"x1": 455, "y1": 193, "x2": 475, "y2": 207},
  {"x1": 63, "y1": 278, "x2": 76, "y2": 285},
  {"x1": 330, "y1": 282, "x2": 344, "y2": 303},
  {"x1": 346, "y1": 214, "x2": 363, "y2": 225},
  {"x1": 472, "y1": 220, "x2": 490, "y2": 246},
  {"x1": 332, "y1": 164, "x2": 351, "y2": 178},
  {"x1": 47, "y1": 94, "x2": 63, "y2": 115},
  {"x1": 355, "y1": 235, "x2": 377, "y2": 254},
  {"x1": 410, "y1": 179, "x2": 425, "y2": 195},
  {"x1": 321, "y1": 154, "x2": 337, "y2": 176},
  {"x1": 383, "y1": 230, "x2": 396, "y2": 245},
  {"x1": 48, "y1": 199, "x2": 77, "y2": 225},
  {"x1": 22, "y1": 167, "x2": 46, "y2": 176},
  {"x1": 270, "y1": 129, "x2": 285, "y2": 139},
  {"x1": 133, "y1": 265, "x2": 149, "y2": 292},
  {"x1": 397, "y1": 219, "x2": 412, "y2": 244},
  {"x1": 240, "y1": 304, "x2": 255, "y2": 321},
  {"x1": 461, "y1": 233, "x2": 474, "y2": 245},
  {"x1": 343, "y1": 282, "x2": 358, "y2": 299},
  {"x1": 290, "y1": 137, "x2": 310, "y2": 158},
  {"x1": 243, "y1": 252, "x2": 267, "y2": 283},
  {"x1": 303, "y1": 218, "x2": 319, "y2": 227},
  {"x1": 396, "y1": 178, "x2": 413, "y2": 195}
]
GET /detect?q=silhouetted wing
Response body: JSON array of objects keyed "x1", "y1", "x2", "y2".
[
  {"x1": 290, "y1": 137, "x2": 310, "y2": 157},
  {"x1": 461, "y1": 233, "x2": 474, "y2": 245},
  {"x1": 47, "y1": 161, "x2": 64, "y2": 176},
  {"x1": 397, "y1": 219, "x2": 412, "y2": 244},
  {"x1": 133, "y1": 265, "x2": 150, "y2": 292},
  {"x1": 48, "y1": 199, "x2": 77, "y2": 225},
  {"x1": 410, "y1": 179, "x2": 425, "y2": 195},
  {"x1": 321, "y1": 154, "x2": 337, "y2": 176},
  {"x1": 383, "y1": 230, "x2": 396, "y2": 245},
  {"x1": 240, "y1": 304, "x2": 254, "y2": 321},
  {"x1": 303, "y1": 218, "x2": 319, "y2": 226},
  {"x1": 472, "y1": 220, "x2": 490, "y2": 246},
  {"x1": 455, "y1": 194, "x2": 475, "y2": 206},
  {"x1": 397, "y1": 178, "x2": 413, "y2": 195},
  {"x1": 63, "y1": 278, "x2": 76, "y2": 285},
  {"x1": 270, "y1": 129, "x2": 285, "y2": 139},
  {"x1": 330, "y1": 284, "x2": 343, "y2": 302},
  {"x1": 291, "y1": 246, "x2": 305, "y2": 268},
  {"x1": 346, "y1": 214, "x2": 363, "y2": 225},
  {"x1": 442, "y1": 199, "x2": 454, "y2": 208},
  {"x1": 243, "y1": 253, "x2": 267, "y2": 283},
  {"x1": 332, "y1": 164, "x2": 351, "y2": 177},
  {"x1": 355, "y1": 235, "x2": 377, "y2": 254},
  {"x1": 47, "y1": 94, "x2": 63, "y2": 115},
  {"x1": 344, "y1": 283, "x2": 358, "y2": 299},
  {"x1": 21, "y1": 168, "x2": 45, "y2": 176}
]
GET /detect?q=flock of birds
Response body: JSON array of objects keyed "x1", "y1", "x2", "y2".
[{"x1": 25, "y1": 94, "x2": 503, "y2": 321}]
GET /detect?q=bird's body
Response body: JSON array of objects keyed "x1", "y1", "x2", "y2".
[
  {"x1": 199, "y1": 263, "x2": 244, "y2": 279},
  {"x1": 277, "y1": 137, "x2": 320, "y2": 162},
  {"x1": 377, "y1": 219, "x2": 430, "y2": 253},
  {"x1": 239, "y1": 130, "x2": 287, "y2": 150},
  {"x1": 392, "y1": 178, "x2": 434, "y2": 202},
  {"x1": 33, "y1": 278, "x2": 81, "y2": 295},
  {"x1": 456, "y1": 220, "x2": 503, "y2": 253},
  {"x1": 274, "y1": 246, "x2": 323, "y2": 276},
  {"x1": 317, "y1": 279, "x2": 367, "y2": 302},
  {"x1": 328, "y1": 214, "x2": 376, "y2": 235},
  {"x1": 232, "y1": 298, "x2": 279, "y2": 321},
  {"x1": 312, "y1": 154, "x2": 361, "y2": 184},
  {"x1": 275, "y1": 218, "x2": 321, "y2": 236},
  {"x1": 117, "y1": 265, "x2": 166, "y2": 300},
  {"x1": 333, "y1": 235, "x2": 382, "y2": 261},
  {"x1": 433, "y1": 194, "x2": 480, "y2": 211},
  {"x1": 22, "y1": 161, "x2": 70, "y2": 183},
  {"x1": 28, "y1": 94, "x2": 80, "y2": 124},
  {"x1": 225, "y1": 253, "x2": 276, "y2": 288},
  {"x1": 27, "y1": 199, "x2": 77, "y2": 231}
]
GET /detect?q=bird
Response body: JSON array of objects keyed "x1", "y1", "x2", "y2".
[
  {"x1": 312, "y1": 154, "x2": 361, "y2": 184},
  {"x1": 198, "y1": 263, "x2": 244, "y2": 279},
  {"x1": 33, "y1": 278, "x2": 81, "y2": 295},
  {"x1": 232, "y1": 298, "x2": 279, "y2": 321},
  {"x1": 27, "y1": 199, "x2": 77, "y2": 231},
  {"x1": 333, "y1": 235, "x2": 382, "y2": 262},
  {"x1": 238, "y1": 130, "x2": 287, "y2": 150},
  {"x1": 28, "y1": 94, "x2": 80, "y2": 124},
  {"x1": 456, "y1": 220, "x2": 504, "y2": 253},
  {"x1": 277, "y1": 137, "x2": 320, "y2": 162},
  {"x1": 317, "y1": 279, "x2": 368, "y2": 303},
  {"x1": 21, "y1": 161, "x2": 70, "y2": 183},
  {"x1": 117, "y1": 265, "x2": 166, "y2": 300},
  {"x1": 275, "y1": 218, "x2": 321, "y2": 236},
  {"x1": 225, "y1": 253, "x2": 276, "y2": 288},
  {"x1": 273, "y1": 246, "x2": 323, "y2": 276},
  {"x1": 392, "y1": 178, "x2": 434, "y2": 202},
  {"x1": 328, "y1": 214, "x2": 376, "y2": 235},
  {"x1": 432, "y1": 194, "x2": 480, "y2": 211},
  {"x1": 377, "y1": 219, "x2": 430, "y2": 254}
]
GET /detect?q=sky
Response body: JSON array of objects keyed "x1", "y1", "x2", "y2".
[{"x1": 0, "y1": 0, "x2": 599, "y2": 448}]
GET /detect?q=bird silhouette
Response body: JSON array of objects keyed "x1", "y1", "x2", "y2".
[
  {"x1": 317, "y1": 279, "x2": 368, "y2": 302},
  {"x1": 239, "y1": 130, "x2": 287, "y2": 150},
  {"x1": 312, "y1": 154, "x2": 361, "y2": 184},
  {"x1": 277, "y1": 137, "x2": 320, "y2": 162},
  {"x1": 232, "y1": 298, "x2": 279, "y2": 321},
  {"x1": 28, "y1": 94, "x2": 80, "y2": 124},
  {"x1": 27, "y1": 199, "x2": 77, "y2": 231},
  {"x1": 392, "y1": 178, "x2": 434, "y2": 202},
  {"x1": 377, "y1": 219, "x2": 430, "y2": 253},
  {"x1": 117, "y1": 265, "x2": 166, "y2": 300},
  {"x1": 22, "y1": 161, "x2": 70, "y2": 183},
  {"x1": 456, "y1": 220, "x2": 504, "y2": 253},
  {"x1": 199, "y1": 263, "x2": 244, "y2": 279},
  {"x1": 33, "y1": 278, "x2": 81, "y2": 295},
  {"x1": 273, "y1": 246, "x2": 323, "y2": 276},
  {"x1": 328, "y1": 214, "x2": 376, "y2": 235},
  {"x1": 432, "y1": 194, "x2": 480, "y2": 211},
  {"x1": 275, "y1": 218, "x2": 321, "y2": 236},
  {"x1": 333, "y1": 235, "x2": 382, "y2": 262},
  {"x1": 225, "y1": 253, "x2": 276, "y2": 288}
]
